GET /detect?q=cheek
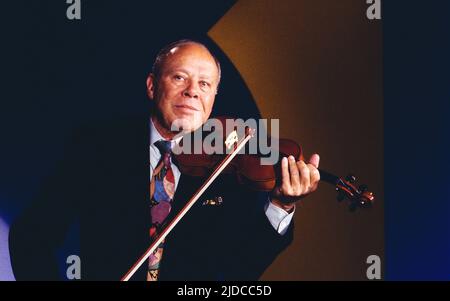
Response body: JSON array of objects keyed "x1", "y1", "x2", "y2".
[
  {"x1": 202, "y1": 95, "x2": 215, "y2": 114},
  {"x1": 155, "y1": 91, "x2": 174, "y2": 118},
  {"x1": 156, "y1": 87, "x2": 177, "y2": 108}
]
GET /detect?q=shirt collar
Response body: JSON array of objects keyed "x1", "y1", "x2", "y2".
[{"x1": 150, "y1": 117, "x2": 183, "y2": 149}]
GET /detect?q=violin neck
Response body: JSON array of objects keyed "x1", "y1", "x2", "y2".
[{"x1": 318, "y1": 168, "x2": 340, "y2": 186}]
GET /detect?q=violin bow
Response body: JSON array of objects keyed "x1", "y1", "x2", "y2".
[{"x1": 121, "y1": 128, "x2": 256, "y2": 281}]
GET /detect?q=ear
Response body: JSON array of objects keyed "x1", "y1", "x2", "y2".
[{"x1": 146, "y1": 73, "x2": 156, "y2": 99}]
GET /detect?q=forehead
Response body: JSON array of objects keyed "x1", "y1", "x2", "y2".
[{"x1": 161, "y1": 44, "x2": 219, "y2": 78}]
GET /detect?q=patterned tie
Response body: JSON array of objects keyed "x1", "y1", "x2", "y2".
[{"x1": 147, "y1": 139, "x2": 175, "y2": 281}]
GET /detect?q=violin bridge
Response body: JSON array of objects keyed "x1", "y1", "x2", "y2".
[{"x1": 225, "y1": 130, "x2": 239, "y2": 150}]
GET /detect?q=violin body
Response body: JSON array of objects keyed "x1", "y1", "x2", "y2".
[
  {"x1": 175, "y1": 138, "x2": 303, "y2": 192},
  {"x1": 173, "y1": 116, "x2": 374, "y2": 210}
]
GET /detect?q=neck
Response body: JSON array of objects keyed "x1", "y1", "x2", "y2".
[{"x1": 151, "y1": 116, "x2": 178, "y2": 140}]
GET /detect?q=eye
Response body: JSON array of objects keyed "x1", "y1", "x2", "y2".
[
  {"x1": 173, "y1": 74, "x2": 185, "y2": 81},
  {"x1": 200, "y1": 81, "x2": 211, "y2": 88}
]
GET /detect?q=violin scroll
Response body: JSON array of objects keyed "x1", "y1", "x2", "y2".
[{"x1": 335, "y1": 173, "x2": 375, "y2": 211}]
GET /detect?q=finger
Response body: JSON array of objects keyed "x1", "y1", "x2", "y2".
[
  {"x1": 296, "y1": 160, "x2": 310, "y2": 195},
  {"x1": 308, "y1": 164, "x2": 321, "y2": 192},
  {"x1": 288, "y1": 156, "x2": 300, "y2": 193},
  {"x1": 280, "y1": 157, "x2": 290, "y2": 193},
  {"x1": 308, "y1": 154, "x2": 320, "y2": 169}
]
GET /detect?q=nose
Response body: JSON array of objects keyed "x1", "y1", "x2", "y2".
[{"x1": 182, "y1": 81, "x2": 199, "y2": 99}]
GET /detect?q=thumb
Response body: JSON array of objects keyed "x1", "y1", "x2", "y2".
[{"x1": 308, "y1": 154, "x2": 320, "y2": 168}]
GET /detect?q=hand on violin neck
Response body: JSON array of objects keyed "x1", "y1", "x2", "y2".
[{"x1": 270, "y1": 154, "x2": 321, "y2": 212}]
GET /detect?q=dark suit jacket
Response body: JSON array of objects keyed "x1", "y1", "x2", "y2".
[{"x1": 9, "y1": 114, "x2": 293, "y2": 281}]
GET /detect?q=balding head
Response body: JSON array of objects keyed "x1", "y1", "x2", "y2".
[{"x1": 152, "y1": 40, "x2": 221, "y2": 84}]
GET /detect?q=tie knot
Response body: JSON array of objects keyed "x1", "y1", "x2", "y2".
[{"x1": 154, "y1": 139, "x2": 172, "y2": 156}]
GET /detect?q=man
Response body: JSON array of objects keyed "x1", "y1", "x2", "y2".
[
  {"x1": 9, "y1": 40, "x2": 320, "y2": 281},
  {"x1": 144, "y1": 39, "x2": 320, "y2": 280}
]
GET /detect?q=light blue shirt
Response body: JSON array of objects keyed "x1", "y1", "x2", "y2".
[{"x1": 149, "y1": 119, "x2": 294, "y2": 235}]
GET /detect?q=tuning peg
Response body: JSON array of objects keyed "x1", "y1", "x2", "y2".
[
  {"x1": 359, "y1": 197, "x2": 373, "y2": 208},
  {"x1": 345, "y1": 174, "x2": 357, "y2": 183},
  {"x1": 358, "y1": 184, "x2": 368, "y2": 192}
]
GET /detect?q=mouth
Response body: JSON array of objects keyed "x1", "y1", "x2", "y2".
[{"x1": 174, "y1": 104, "x2": 200, "y2": 112}]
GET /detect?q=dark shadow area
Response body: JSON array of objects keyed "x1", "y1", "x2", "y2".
[{"x1": 1, "y1": 1, "x2": 263, "y2": 280}]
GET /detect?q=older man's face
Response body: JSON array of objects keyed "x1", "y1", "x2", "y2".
[{"x1": 147, "y1": 44, "x2": 220, "y2": 135}]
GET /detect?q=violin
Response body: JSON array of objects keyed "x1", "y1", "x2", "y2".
[
  {"x1": 173, "y1": 116, "x2": 374, "y2": 210},
  {"x1": 121, "y1": 116, "x2": 375, "y2": 281}
]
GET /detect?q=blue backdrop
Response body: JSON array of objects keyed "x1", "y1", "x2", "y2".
[{"x1": 384, "y1": 0, "x2": 450, "y2": 280}]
